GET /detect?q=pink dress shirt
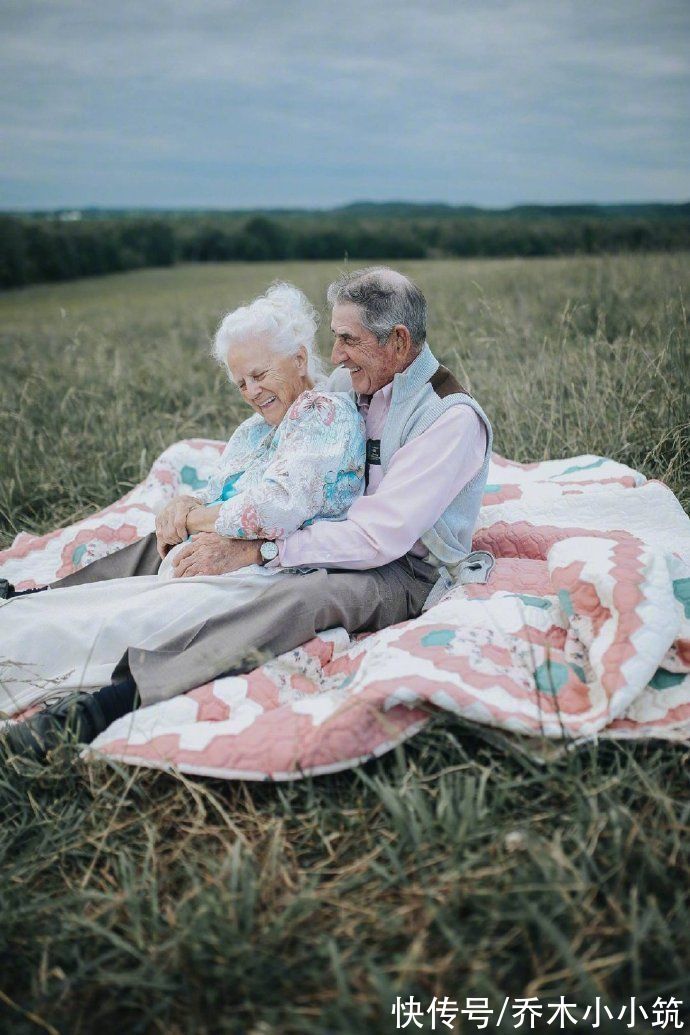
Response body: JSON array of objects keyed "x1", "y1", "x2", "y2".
[{"x1": 272, "y1": 380, "x2": 487, "y2": 571}]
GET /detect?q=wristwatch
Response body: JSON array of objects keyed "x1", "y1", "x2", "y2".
[{"x1": 259, "y1": 540, "x2": 279, "y2": 565}]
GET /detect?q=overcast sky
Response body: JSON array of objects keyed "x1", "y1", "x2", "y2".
[{"x1": 2, "y1": 0, "x2": 688, "y2": 209}]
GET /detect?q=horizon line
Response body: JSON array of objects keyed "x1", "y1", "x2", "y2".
[{"x1": 3, "y1": 198, "x2": 689, "y2": 216}]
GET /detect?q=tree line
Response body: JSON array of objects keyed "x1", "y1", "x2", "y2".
[{"x1": 1, "y1": 205, "x2": 688, "y2": 289}]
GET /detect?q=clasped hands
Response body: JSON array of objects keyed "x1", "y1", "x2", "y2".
[{"x1": 155, "y1": 495, "x2": 263, "y2": 577}]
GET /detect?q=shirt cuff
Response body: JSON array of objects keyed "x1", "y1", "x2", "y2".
[{"x1": 264, "y1": 540, "x2": 285, "y2": 569}]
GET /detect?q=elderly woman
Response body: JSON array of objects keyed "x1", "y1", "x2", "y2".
[
  {"x1": 157, "y1": 281, "x2": 364, "y2": 573},
  {"x1": 1, "y1": 282, "x2": 365, "y2": 751}
]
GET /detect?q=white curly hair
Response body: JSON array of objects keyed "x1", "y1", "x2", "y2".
[{"x1": 212, "y1": 281, "x2": 326, "y2": 384}]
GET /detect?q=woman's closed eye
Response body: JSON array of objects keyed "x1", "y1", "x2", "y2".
[{"x1": 238, "y1": 371, "x2": 267, "y2": 390}]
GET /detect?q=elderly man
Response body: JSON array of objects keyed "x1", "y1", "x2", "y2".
[{"x1": 6, "y1": 267, "x2": 493, "y2": 756}]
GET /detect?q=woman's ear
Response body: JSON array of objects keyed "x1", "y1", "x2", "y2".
[{"x1": 295, "y1": 345, "x2": 308, "y2": 370}]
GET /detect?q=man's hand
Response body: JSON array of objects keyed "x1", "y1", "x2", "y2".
[
  {"x1": 155, "y1": 495, "x2": 200, "y2": 559},
  {"x1": 172, "y1": 532, "x2": 263, "y2": 577}
]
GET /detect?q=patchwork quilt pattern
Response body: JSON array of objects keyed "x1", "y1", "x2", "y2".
[{"x1": 1, "y1": 440, "x2": 689, "y2": 780}]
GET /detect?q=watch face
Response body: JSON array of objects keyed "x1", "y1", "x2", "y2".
[{"x1": 260, "y1": 541, "x2": 279, "y2": 561}]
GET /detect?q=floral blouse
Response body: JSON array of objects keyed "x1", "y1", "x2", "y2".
[{"x1": 191, "y1": 389, "x2": 366, "y2": 540}]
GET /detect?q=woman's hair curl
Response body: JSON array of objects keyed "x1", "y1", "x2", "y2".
[{"x1": 212, "y1": 281, "x2": 326, "y2": 383}]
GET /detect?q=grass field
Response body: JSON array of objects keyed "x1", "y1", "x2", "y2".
[{"x1": 0, "y1": 254, "x2": 689, "y2": 1033}]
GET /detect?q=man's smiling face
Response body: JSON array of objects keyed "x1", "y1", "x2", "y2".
[{"x1": 330, "y1": 302, "x2": 401, "y2": 396}]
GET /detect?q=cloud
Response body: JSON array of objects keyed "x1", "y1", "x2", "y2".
[{"x1": 1, "y1": 0, "x2": 688, "y2": 207}]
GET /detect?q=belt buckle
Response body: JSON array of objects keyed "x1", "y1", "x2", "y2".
[{"x1": 458, "y1": 551, "x2": 495, "y2": 585}]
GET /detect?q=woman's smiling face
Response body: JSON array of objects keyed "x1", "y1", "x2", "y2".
[{"x1": 227, "y1": 337, "x2": 311, "y2": 426}]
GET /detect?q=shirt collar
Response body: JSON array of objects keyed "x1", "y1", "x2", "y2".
[
  {"x1": 355, "y1": 344, "x2": 439, "y2": 409},
  {"x1": 356, "y1": 381, "x2": 394, "y2": 411}
]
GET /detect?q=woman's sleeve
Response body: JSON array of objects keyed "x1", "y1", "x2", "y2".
[
  {"x1": 214, "y1": 393, "x2": 365, "y2": 540},
  {"x1": 189, "y1": 479, "x2": 222, "y2": 507}
]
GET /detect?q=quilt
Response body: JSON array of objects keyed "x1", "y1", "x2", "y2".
[{"x1": 1, "y1": 439, "x2": 689, "y2": 780}]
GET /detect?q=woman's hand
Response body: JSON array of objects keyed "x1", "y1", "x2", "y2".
[
  {"x1": 155, "y1": 495, "x2": 200, "y2": 559},
  {"x1": 185, "y1": 503, "x2": 221, "y2": 535}
]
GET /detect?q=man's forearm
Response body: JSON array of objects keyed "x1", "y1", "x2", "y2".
[
  {"x1": 274, "y1": 406, "x2": 487, "y2": 571},
  {"x1": 171, "y1": 533, "x2": 263, "y2": 577},
  {"x1": 277, "y1": 518, "x2": 394, "y2": 570}
]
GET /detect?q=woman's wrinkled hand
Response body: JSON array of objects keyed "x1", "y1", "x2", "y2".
[{"x1": 155, "y1": 495, "x2": 200, "y2": 559}]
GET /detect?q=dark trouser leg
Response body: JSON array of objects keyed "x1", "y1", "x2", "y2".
[
  {"x1": 127, "y1": 555, "x2": 437, "y2": 707},
  {"x1": 50, "y1": 531, "x2": 162, "y2": 588},
  {"x1": 90, "y1": 675, "x2": 139, "y2": 725}
]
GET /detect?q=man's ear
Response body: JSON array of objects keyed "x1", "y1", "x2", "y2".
[{"x1": 393, "y1": 324, "x2": 412, "y2": 355}]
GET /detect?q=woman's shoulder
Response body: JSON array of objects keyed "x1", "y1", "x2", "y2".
[
  {"x1": 232, "y1": 411, "x2": 272, "y2": 438},
  {"x1": 237, "y1": 411, "x2": 268, "y2": 432},
  {"x1": 285, "y1": 388, "x2": 360, "y2": 427},
  {"x1": 221, "y1": 411, "x2": 269, "y2": 453}
]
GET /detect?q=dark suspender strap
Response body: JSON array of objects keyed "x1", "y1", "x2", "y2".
[{"x1": 365, "y1": 439, "x2": 381, "y2": 489}]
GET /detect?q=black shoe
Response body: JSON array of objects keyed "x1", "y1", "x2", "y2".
[
  {"x1": 0, "y1": 578, "x2": 47, "y2": 599},
  {"x1": 1, "y1": 691, "x2": 110, "y2": 762}
]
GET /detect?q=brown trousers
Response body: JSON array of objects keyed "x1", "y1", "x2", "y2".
[{"x1": 52, "y1": 534, "x2": 438, "y2": 706}]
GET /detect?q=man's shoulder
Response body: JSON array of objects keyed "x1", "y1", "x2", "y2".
[
  {"x1": 325, "y1": 367, "x2": 355, "y2": 394},
  {"x1": 428, "y1": 364, "x2": 471, "y2": 400},
  {"x1": 399, "y1": 362, "x2": 491, "y2": 443}
]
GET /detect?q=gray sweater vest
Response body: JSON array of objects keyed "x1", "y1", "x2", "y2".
[{"x1": 328, "y1": 343, "x2": 493, "y2": 570}]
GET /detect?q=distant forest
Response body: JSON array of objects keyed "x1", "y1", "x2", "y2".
[{"x1": 1, "y1": 202, "x2": 689, "y2": 288}]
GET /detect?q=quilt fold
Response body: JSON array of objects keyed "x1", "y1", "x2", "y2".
[{"x1": 1, "y1": 439, "x2": 688, "y2": 780}]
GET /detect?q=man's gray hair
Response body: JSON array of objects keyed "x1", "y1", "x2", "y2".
[{"x1": 327, "y1": 267, "x2": 427, "y2": 350}]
